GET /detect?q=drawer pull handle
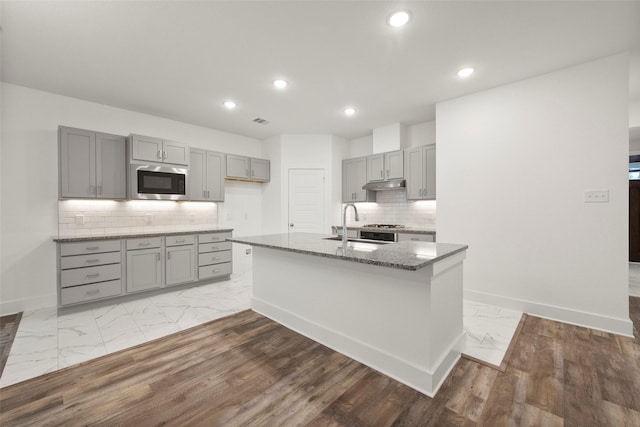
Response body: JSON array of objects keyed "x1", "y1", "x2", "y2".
[
  {"x1": 139, "y1": 242, "x2": 150, "y2": 247},
  {"x1": 213, "y1": 269, "x2": 220, "y2": 273},
  {"x1": 212, "y1": 257, "x2": 220, "y2": 260},
  {"x1": 176, "y1": 239, "x2": 185, "y2": 243},
  {"x1": 86, "y1": 290, "x2": 100, "y2": 296},
  {"x1": 86, "y1": 246, "x2": 99, "y2": 251},
  {"x1": 85, "y1": 259, "x2": 100, "y2": 263},
  {"x1": 86, "y1": 273, "x2": 100, "y2": 278}
]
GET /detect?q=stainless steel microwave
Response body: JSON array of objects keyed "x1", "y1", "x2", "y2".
[{"x1": 129, "y1": 163, "x2": 188, "y2": 200}]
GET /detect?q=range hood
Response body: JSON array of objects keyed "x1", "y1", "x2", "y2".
[{"x1": 362, "y1": 179, "x2": 406, "y2": 191}]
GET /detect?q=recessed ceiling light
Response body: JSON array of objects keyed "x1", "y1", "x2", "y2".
[
  {"x1": 223, "y1": 100, "x2": 237, "y2": 109},
  {"x1": 457, "y1": 67, "x2": 475, "y2": 78},
  {"x1": 388, "y1": 10, "x2": 411, "y2": 27},
  {"x1": 273, "y1": 79, "x2": 288, "y2": 89},
  {"x1": 344, "y1": 107, "x2": 356, "y2": 116}
]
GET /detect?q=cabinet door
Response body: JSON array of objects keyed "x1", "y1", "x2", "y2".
[
  {"x1": 96, "y1": 133, "x2": 126, "y2": 199},
  {"x1": 385, "y1": 150, "x2": 404, "y2": 179},
  {"x1": 166, "y1": 245, "x2": 196, "y2": 286},
  {"x1": 206, "y1": 151, "x2": 225, "y2": 201},
  {"x1": 342, "y1": 159, "x2": 353, "y2": 202},
  {"x1": 353, "y1": 157, "x2": 368, "y2": 201},
  {"x1": 59, "y1": 127, "x2": 96, "y2": 198},
  {"x1": 189, "y1": 149, "x2": 206, "y2": 201},
  {"x1": 424, "y1": 145, "x2": 436, "y2": 199},
  {"x1": 250, "y1": 158, "x2": 270, "y2": 181},
  {"x1": 126, "y1": 248, "x2": 162, "y2": 293},
  {"x1": 367, "y1": 154, "x2": 384, "y2": 182},
  {"x1": 226, "y1": 154, "x2": 250, "y2": 179},
  {"x1": 130, "y1": 134, "x2": 163, "y2": 162},
  {"x1": 405, "y1": 147, "x2": 424, "y2": 200},
  {"x1": 163, "y1": 140, "x2": 189, "y2": 165}
]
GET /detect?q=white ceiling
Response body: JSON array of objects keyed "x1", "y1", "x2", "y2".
[{"x1": 1, "y1": 1, "x2": 639, "y2": 140}]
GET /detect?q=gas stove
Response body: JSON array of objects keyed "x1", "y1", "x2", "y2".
[{"x1": 362, "y1": 224, "x2": 406, "y2": 229}]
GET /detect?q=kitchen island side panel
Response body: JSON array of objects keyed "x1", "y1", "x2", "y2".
[{"x1": 250, "y1": 246, "x2": 465, "y2": 396}]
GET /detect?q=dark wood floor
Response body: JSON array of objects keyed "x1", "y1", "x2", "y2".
[
  {"x1": 0, "y1": 312, "x2": 22, "y2": 378},
  {"x1": 1, "y1": 299, "x2": 639, "y2": 426}
]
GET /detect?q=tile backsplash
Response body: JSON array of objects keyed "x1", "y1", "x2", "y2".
[
  {"x1": 344, "y1": 190, "x2": 436, "y2": 228},
  {"x1": 58, "y1": 200, "x2": 217, "y2": 237}
]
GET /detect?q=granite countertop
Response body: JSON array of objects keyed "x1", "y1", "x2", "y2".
[
  {"x1": 228, "y1": 232, "x2": 466, "y2": 271},
  {"x1": 53, "y1": 227, "x2": 234, "y2": 243},
  {"x1": 333, "y1": 225, "x2": 436, "y2": 235}
]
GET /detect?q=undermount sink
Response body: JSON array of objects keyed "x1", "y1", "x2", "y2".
[{"x1": 323, "y1": 236, "x2": 388, "y2": 245}]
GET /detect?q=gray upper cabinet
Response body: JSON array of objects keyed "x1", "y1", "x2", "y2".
[
  {"x1": 343, "y1": 156, "x2": 372, "y2": 202},
  {"x1": 366, "y1": 150, "x2": 404, "y2": 182},
  {"x1": 367, "y1": 154, "x2": 385, "y2": 182},
  {"x1": 226, "y1": 155, "x2": 270, "y2": 182},
  {"x1": 59, "y1": 126, "x2": 126, "y2": 199},
  {"x1": 385, "y1": 150, "x2": 404, "y2": 180},
  {"x1": 250, "y1": 158, "x2": 270, "y2": 181},
  {"x1": 129, "y1": 134, "x2": 189, "y2": 165},
  {"x1": 405, "y1": 145, "x2": 436, "y2": 200},
  {"x1": 189, "y1": 149, "x2": 225, "y2": 201}
]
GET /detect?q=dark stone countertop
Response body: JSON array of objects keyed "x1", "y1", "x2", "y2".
[
  {"x1": 53, "y1": 228, "x2": 234, "y2": 243},
  {"x1": 228, "y1": 232, "x2": 466, "y2": 271}
]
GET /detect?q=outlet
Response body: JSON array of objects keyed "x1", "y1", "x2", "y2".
[
  {"x1": 74, "y1": 215, "x2": 84, "y2": 225},
  {"x1": 584, "y1": 189, "x2": 609, "y2": 203},
  {"x1": 189, "y1": 213, "x2": 195, "y2": 222},
  {"x1": 146, "y1": 214, "x2": 153, "y2": 224},
  {"x1": 246, "y1": 248, "x2": 251, "y2": 255}
]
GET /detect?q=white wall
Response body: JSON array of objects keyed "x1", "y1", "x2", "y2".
[
  {"x1": 0, "y1": 83, "x2": 262, "y2": 314},
  {"x1": 261, "y1": 135, "x2": 283, "y2": 235},
  {"x1": 630, "y1": 100, "x2": 640, "y2": 127},
  {"x1": 406, "y1": 121, "x2": 436, "y2": 148},
  {"x1": 437, "y1": 54, "x2": 631, "y2": 335},
  {"x1": 349, "y1": 135, "x2": 373, "y2": 158}
]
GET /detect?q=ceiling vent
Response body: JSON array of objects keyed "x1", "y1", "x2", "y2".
[{"x1": 253, "y1": 117, "x2": 270, "y2": 125}]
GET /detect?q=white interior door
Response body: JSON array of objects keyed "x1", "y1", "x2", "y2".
[{"x1": 288, "y1": 169, "x2": 325, "y2": 233}]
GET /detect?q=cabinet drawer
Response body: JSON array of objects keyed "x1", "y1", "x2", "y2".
[
  {"x1": 126, "y1": 237, "x2": 162, "y2": 250},
  {"x1": 61, "y1": 264, "x2": 121, "y2": 288},
  {"x1": 198, "y1": 241, "x2": 232, "y2": 253},
  {"x1": 166, "y1": 235, "x2": 195, "y2": 247},
  {"x1": 198, "y1": 250, "x2": 232, "y2": 266},
  {"x1": 60, "y1": 240, "x2": 120, "y2": 256},
  {"x1": 397, "y1": 233, "x2": 435, "y2": 243},
  {"x1": 198, "y1": 232, "x2": 231, "y2": 244},
  {"x1": 61, "y1": 280, "x2": 122, "y2": 306},
  {"x1": 60, "y1": 252, "x2": 121, "y2": 270},
  {"x1": 198, "y1": 262, "x2": 232, "y2": 280}
]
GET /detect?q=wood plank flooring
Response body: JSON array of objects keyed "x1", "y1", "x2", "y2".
[
  {"x1": 1, "y1": 299, "x2": 639, "y2": 426},
  {"x1": 0, "y1": 312, "x2": 22, "y2": 377}
]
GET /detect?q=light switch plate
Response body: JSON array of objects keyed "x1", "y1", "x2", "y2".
[
  {"x1": 74, "y1": 215, "x2": 84, "y2": 225},
  {"x1": 146, "y1": 213, "x2": 153, "y2": 224},
  {"x1": 584, "y1": 189, "x2": 609, "y2": 203}
]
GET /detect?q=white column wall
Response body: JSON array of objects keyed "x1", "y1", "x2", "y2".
[{"x1": 436, "y1": 54, "x2": 631, "y2": 335}]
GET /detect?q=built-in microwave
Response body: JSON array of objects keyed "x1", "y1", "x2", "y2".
[{"x1": 129, "y1": 163, "x2": 188, "y2": 200}]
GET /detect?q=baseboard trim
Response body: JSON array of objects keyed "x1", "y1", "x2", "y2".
[
  {"x1": 252, "y1": 297, "x2": 463, "y2": 397},
  {"x1": 464, "y1": 289, "x2": 634, "y2": 338},
  {"x1": 0, "y1": 293, "x2": 56, "y2": 317}
]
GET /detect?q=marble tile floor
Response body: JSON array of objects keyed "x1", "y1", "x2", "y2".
[{"x1": 0, "y1": 272, "x2": 252, "y2": 388}]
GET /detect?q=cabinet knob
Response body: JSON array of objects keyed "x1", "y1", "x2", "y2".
[
  {"x1": 290, "y1": 223, "x2": 294, "y2": 227},
  {"x1": 157, "y1": 149, "x2": 161, "y2": 159}
]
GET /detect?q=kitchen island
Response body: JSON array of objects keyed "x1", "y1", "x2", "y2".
[{"x1": 228, "y1": 232, "x2": 468, "y2": 396}]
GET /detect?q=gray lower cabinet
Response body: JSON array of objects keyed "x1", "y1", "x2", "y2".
[
  {"x1": 58, "y1": 240, "x2": 124, "y2": 306},
  {"x1": 126, "y1": 237, "x2": 163, "y2": 293},
  {"x1": 198, "y1": 232, "x2": 233, "y2": 280},
  {"x1": 189, "y1": 149, "x2": 225, "y2": 201},
  {"x1": 166, "y1": 235, "x2": 196, "y2": 286},
  {"x1": 405, "y1": 145, "x2": 436, "y2": 200},
  {"x1": 57, "y1": 231, "x2": 232, "y2": 307},
  {"x1": 59, "y1": 126, "x2": 126, "y2": 199}
]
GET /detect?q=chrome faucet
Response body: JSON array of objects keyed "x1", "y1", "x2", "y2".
[{"x1": 342, "y1": 203, "x2": 359, "y2": 246}]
